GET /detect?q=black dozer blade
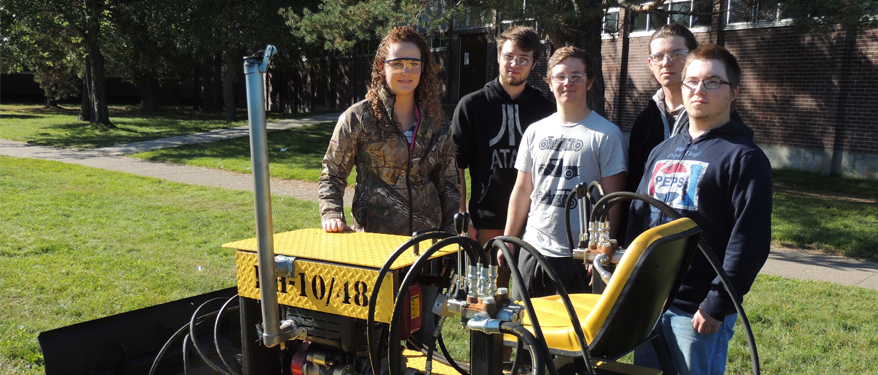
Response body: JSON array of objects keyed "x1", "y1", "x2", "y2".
[{"x1": 38, "y1": 287, "x2": 238, "y2": 375}]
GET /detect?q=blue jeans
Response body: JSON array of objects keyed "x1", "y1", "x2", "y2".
[{"x1": 634, "y1": 306, "x2": 738, "y2": 375}]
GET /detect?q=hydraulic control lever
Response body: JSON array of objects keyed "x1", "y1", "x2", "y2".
[{"x1": 453, "y1": 212, "x2": 471, "y2": 300}]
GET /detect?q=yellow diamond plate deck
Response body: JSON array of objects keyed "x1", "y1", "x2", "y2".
[
  {"x1": 229, "y1": 229, "x2": 460, "y2": 323},
  {"x1": 236, "y1": 252, "x2": 397, "y2": 322},
  {"x1": 223, "y1": 229, "x2": 457, "y2": 269}
]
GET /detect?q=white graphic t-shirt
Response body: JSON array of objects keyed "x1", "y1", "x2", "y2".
[{"x1": 515, "y1": 111, "x2": 628, "y2": 257}]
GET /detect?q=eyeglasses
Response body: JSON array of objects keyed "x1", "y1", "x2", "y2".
[
  {"x1": 384, "y1": 58, "x2": 422, "y2": 73},
  {"x1": 649, "y1": 50, "x2": 689, "y2": 63},
  {"x1": 682, "y1": 79, "x2": 732, "y2": 90},
  {"x1": 550, "y1": 73, "x2": 588, "y2": 83},
  {"x1": 501, "y1": 53, "x2": 534, "y2": 66}
]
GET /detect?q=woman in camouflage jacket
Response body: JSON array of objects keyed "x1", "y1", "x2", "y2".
[{"x1": 318, "y1": 26, "x2": 460, "y2": 236}]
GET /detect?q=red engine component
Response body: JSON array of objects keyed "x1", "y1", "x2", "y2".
[
  {"x1": 400, "y1": 284, "x2": 422, "y2": 340},
  {"x1": 290, "y1": 341, "x2": 311, "y2": 375}
]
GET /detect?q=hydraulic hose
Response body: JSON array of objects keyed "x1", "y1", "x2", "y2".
[
  {"x1": 484, "y1": 238, "x2": 554, "y2": 373},
  {"x1": 149, "y1": 310, "x2": 221, "y2": 375},
  {"x1": 214, "y1": 295, "x2": 241, "y2": 375},
  {"x1": 189, "y1": 298, "x2": 233, "y2": 375},
  {"x1": 183, "y1": 333, "x2": 192, "y2": 375},
  {"x1": 365, "y1": 231, "x2": 456, "y2": 374},
  {"x1": 407, "y1": 316, "x2": 475, "y2": 375},
  {"x1": 591, "y1": 191, "x2": 761, "y2": 375},
  {"x1": 437, "y1": 331, "x2": 469, "y2": 374},
  {"x1": 587, "y1": 181, "x2": 604, "y2": 208},
  {"x1": 509, "y1": 339, "x2": 525, "y2": 375},
  {"x1": 499, "y1": 322, "x2": 546, "y2": 375},
  {"x1": 424, "y1": 316, "x2": 445, "y2": 375},
  {"x1": 387, "y1": 236, "x2": 488, "y2": 375},
  {"x1": 489, "y1": 236, "x2": 595, "y2": 375},
  {"x1": 409, "y1": 283, "x2": 470, "y2": 375},
  {"x1": 422, "y1": 316, "x2": 470, "y2": 375}
]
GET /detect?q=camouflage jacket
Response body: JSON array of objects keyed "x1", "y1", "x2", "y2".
[{"x1": 318, "y1": 89, "x2": 460, "y2": 235}]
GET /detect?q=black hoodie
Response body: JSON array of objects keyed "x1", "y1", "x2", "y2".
[
  {"x1": 627, "y1": 120, "x2": 772, "y2": 319},
  {"x1": 452, "y1": 78, "x2": 555, "y2": 229}
]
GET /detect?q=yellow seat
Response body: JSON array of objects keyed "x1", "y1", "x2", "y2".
[{"x1": 511, "y1": 218, "x2": 701, "y2": 361}]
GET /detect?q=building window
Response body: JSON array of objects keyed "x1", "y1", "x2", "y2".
[
  {"x1": 498, "y1": 18, "x2": 539, "y2": 35},
  {"x1": 725, "y1": 0, "x2": 790, "y2": 28},
  {"x1": 669, "y1": 0, "x2": 711, "y2": 28},
  {"x1": 602, "y1": 0, "x2": 710, "y2": 37},
  {"x1": 454, "y1": 6, "x2": 492, "y2": 30},
  {"x1": 428, "y1": 33, "x2": 449, "y2": 50},
  {"x1": 629, "y1": 5, "x2": 667, "y2": 34},
  {"x1": 603, "y1": 8, "x2": 621, "y2": 34}
]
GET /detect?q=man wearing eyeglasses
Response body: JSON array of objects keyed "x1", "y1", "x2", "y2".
[
  {"x1": 451, "y1": 26, "x2": 554, "y2": 274},
  {"x1": 628, "y1": 45, "x2": 772, "y2": 375},
  {"x1": 502, "y1": 46, "x2": 628, "y2": 298},
  {"x1": 627, "y1": 24, "x2": 698, "y2": 195}
]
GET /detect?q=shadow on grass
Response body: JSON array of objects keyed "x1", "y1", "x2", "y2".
[
  {"x1": 770, "y1": 169, "x2": 878, "y2": 262},
  {"x1": 2, "y1": 104, "x2": 342, "y2": 150},
  {"x1": 773, "y1": 169, "x2": 878, "y2": 200},
  {"x1": 27, "y1": 118, "x2": 234, "y2": 149},
  {"x1": 0, "y1": 114, "x2": 40, "y2": 120},
  {"x1": 772, "y1": 193, "x2": 878, "y2": 262},
  {"x1": 3, "y1": 106, "x2": 248, "y2": 149},
  {"x1": 137, "y1": 122, "x2": 333, "y2": 172}
]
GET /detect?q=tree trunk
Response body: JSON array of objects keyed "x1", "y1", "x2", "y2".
[
  {"x1": 581, "y1": 19, "x2": 605, "y2": 117},
  {"x1": 85, "y1": 38, "x2": 115, "y2": 131},
  {"x1": 201, "y1": 56, "x2": 213, "y2": 112},
  {"x1": 140, "y1": 76, "x2": 159, "y2": 111},
  {"x1": 81, "y1": 0, "x2": 115, "y2": 131},
  {"x1": 193, "y1": 65, "x2": 201, "y2": 110},
  {"x1": 222, "y1": 47, "x2": 240, "y2": 123},
  {"x1": 79, "y1": 58, "x2": 94, "y2": 121},
  {"x1": 212, "y1": 52, "x2": 223, "y2": 112}
]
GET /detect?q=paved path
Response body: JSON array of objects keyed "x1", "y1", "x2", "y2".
[
  {"x1": 94, "y1": 112, "x2": 342, "y2": 155},
  {"x1": 2, "y1": 115, "x2": 877, "y2": 291}
]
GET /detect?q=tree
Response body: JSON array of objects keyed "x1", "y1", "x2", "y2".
[
  {"x1": 4, "y1": 0, "x2": 118, "y2": 130},
  {"x1": 284, "y1": 0, "x2": 876, "y2": 116},
  {"x1": 106, "y1": 0, "x2": 183, "y2": 111},
  {"x1": 169, "y1": 0, "x2": 297, "y2": 122},
  {"x1": 1, "y1": 6, "x2": 82, "y2": 108}
]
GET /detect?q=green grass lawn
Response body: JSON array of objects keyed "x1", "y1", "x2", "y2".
[
  {"x1": 771, "y1": 170, "x2": 878, "y2": 261},
  {"x1": 726, "y1": 275, "x2": 878, "y2": 374},
  {"x1": 0, "y1": 104, "x2": 335, "y2": 150},
  {"x1": 0, "y1": 156, "x2": 323, "y2": 374},
  {"x1": 133, "y1": 121, "x2": 354, "y2": 184},
  {"x1": 2, "y1": 156, "x2": 877, "y2": 374}
]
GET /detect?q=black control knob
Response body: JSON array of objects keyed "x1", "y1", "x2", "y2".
[{"x1": 453, "y1": 212, "x2": 470, "y2": 236}]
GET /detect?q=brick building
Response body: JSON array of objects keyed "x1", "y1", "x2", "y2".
[{"x1": 439, "y1": 5, "x2": 877, "y2": 179}]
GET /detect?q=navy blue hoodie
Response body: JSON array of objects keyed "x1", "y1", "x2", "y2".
[
  {"x1": 627, "y1": 120, "x2": 772, "y2": 319},
  {"x1": 452, "y1": 78, "x2": 555, "y2": 229}
]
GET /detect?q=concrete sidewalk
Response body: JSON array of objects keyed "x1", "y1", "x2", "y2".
[
  {"x1": 0, "y1": 138, "x2": 353, "y2": 205},
  {"x1": 2, "y1": 118, "x2": 877, "y2": 291},
  {"x1": 93, "y1": 112, "x2": 342, "y2": 155}
]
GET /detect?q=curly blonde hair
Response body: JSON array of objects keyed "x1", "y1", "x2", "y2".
[{"x1": 366, "y1": 26, "x2": 443, "y2": 125}]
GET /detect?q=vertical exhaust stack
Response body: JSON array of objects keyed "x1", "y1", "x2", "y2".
[{"x1": 243, "y1": 45, "x2": 286, "y2": 348}]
